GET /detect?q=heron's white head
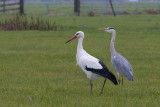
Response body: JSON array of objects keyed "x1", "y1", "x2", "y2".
[
  {"x1": 66, "y1": 31, "x2": 84, "y2": 43},
  {"x1": 98, "y1": 27, "x2": 115, "y2": 33}
]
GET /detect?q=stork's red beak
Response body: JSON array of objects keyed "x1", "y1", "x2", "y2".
[
  {"x1": 65, "y1": 35, "x2": 77, "y2": 44},
  {"x1": 98, "y1": 28, "x2": 104, "y2": 31}
]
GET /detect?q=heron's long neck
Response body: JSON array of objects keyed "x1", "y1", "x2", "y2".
[
  {"x1": 110, "y1": 31, "x2": 116, "y2": 56},
  {"x1": 77, "y1": 37, "x2": 84, "y2": 54}
]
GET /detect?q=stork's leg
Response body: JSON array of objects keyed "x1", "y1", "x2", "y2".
[
  {"x1": 90, "y1": 80, "x2": 93, "y2": 95},
  {"x1": 122, "y1": 76, "x2": 123, "y2": 86},
  {"x1": 100, "y1": 78, "x2": 107, "y2": 94}
]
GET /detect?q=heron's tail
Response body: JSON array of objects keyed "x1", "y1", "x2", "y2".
[
  {"x1": 127, "y1": 74, "x2": 134, "y2": 81},
  {"x1": 126, "y1": 70, "x2": 134, "y2": 81}
]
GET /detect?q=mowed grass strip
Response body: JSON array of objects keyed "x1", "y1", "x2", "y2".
[{"x1": 0, "y1": 15, "x2": 159, "y2": 106}]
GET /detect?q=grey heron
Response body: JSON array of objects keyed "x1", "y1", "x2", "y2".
[
  {"x1": 98, "y1": 27, "x2": 134, "y2": 85},
  {"x1": 66, "y1": 31, "x2": 118, "y2": 94}
]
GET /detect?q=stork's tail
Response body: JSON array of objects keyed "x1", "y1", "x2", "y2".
[
  {"x1": 85, "y1": 60, "x2": 118, "y2": 85},
  {"x1": 98, "y1": 61, "x2": 118, "y2": 85},
  {"x1": 107, "y1": 72, "x2": 118, "y2": 85}
]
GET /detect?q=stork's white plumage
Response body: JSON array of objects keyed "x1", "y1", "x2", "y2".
[{"x1": 66, "y1": 31, "x2": 118, "y2": 94}]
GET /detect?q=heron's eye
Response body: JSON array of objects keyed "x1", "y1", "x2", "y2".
[
  {"x1": 76, "y1": 33, "x2": 79, "y2": 35},
  {"x1": 109, "y1": 27, "x2": 114, "y2": 30}
]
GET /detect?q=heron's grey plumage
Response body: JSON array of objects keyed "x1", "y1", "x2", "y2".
[
  {"x1": 101, "y1": 27, "x2": 134, "y2": 84},
  {"x1": 109, "y1": 29, "x2": 133, "y2": 81},
  {"x1": 111, "y1": 52, "x2": 133, "y2": 81}
]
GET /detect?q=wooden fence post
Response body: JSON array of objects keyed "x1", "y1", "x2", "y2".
[
  {"x1": 3, "y1": 0, "x2": 5, "y2": 14},
  {"x1": 109, "y1": 0, "x2": 116, "y2": 16},
  {"x1": 74, "y1": 0, "x2": 80, "y2": 16},
  {"x1": 19, "y1": 0, "x2": 24, "y2": 14}
]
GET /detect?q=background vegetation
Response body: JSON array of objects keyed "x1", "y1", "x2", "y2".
[{"x1": 0, "y1": 15, "x2": 63, "y2": 30}]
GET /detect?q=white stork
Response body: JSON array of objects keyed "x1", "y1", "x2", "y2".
[{"x1": 66, "y1": 31, "x2": 118, "y2": 94}]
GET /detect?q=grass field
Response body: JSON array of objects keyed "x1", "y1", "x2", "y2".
[{"x1": 0, "y1": 15, "x2": 160, "y2": 106}]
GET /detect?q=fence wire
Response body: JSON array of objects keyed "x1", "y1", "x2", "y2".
[{"x1": 1, "y1": 0, "x2": 160, "y2": 16}]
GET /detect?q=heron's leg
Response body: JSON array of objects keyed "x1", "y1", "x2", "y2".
[
  {"x1": 100, "y1": 78, "x2": 107, "y2": 94},
  {"x1": 90, "y1": 80, "x2": 93, "y2": 95},
  {"x1": 122, "y1": 76, "x2": 123, "y2": 86},
  {"x1": 117, "y1": 72, "x2": 120, "y2": 85}
]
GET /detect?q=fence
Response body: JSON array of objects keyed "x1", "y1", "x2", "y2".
[
  {"x1": 81, "y1": 1, "x2": 160, "y2": 15},
  {"x1": 0, "y1": 0, "x2": 24, "y2": 14},
  {"x1": 1, "y1": 0, "x2": 160, "y2": 16},
  {"x1": 23, "y1": 0, "x2": 160, "y2": 16}
]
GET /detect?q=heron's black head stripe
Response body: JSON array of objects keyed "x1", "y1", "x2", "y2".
[{"x1": 109, "y1": 27, "x2": 115, "y2": 30}]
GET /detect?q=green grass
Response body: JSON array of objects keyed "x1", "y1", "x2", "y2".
[{"x1": 0, "y1": 15, "x2": 160, "y2": 106}]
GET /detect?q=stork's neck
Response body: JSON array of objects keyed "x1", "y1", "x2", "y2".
[
  {"x1": 77, "y1": 37, "x2": 84, "y2": 54},
  {"x1": 110, "y1": 31, "x2": 116, "y2": 56}
]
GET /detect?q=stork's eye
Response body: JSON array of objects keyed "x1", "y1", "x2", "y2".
[{"x1": 76, "y1": 33, "x2": 79, "y2": 35}]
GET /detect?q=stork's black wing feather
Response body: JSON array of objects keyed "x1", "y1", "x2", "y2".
[{"x1": 85, "y1": 60, "x2": 118, "y2": 85}]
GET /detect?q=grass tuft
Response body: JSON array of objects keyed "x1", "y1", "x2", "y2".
[{"x1": 0, "y1": 15, "x2": 63, "y2": 31}]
